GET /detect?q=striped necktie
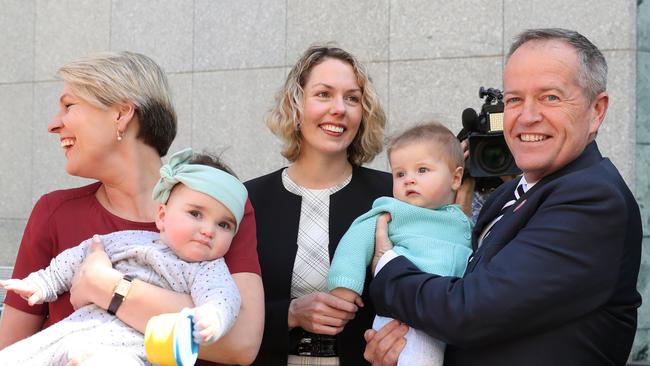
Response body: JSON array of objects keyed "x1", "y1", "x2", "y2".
[
  {"x1": 499, "y1": 183, "x2": 525, "y2": 215},
  {"x1": 479, "y1": 183, "x2": 525, "y2": 246}
]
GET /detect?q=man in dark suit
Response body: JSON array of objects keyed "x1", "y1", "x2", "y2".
[{"x1": 364, "y1": 28, "x2": 642, "y2": 366}]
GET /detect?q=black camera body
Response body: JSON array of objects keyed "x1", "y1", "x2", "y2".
[{"x1": 461, "y1": 87, "x2": 521, "y2": 178}]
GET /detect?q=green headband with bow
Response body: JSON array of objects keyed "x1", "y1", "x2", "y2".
[{"x1": 152, "y1": 148, "x2": 247, "y2": 230}]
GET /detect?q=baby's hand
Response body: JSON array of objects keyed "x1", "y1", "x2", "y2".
[
  {"x1": 191, "y1": 305, "x2": 223, "y2": 345},
  {"x1": 330, "y1": 287, "x2": 364, "y2": 308},
  {"x1": 0, "y1": 278, "x2": 43, "y2": 306}
]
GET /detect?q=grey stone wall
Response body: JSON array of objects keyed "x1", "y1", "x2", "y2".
[
  {"x1": 632, "y1": 0, "x2": 650, "y2": 362},
  {"x1": 0, "y1": 0, "x2": 645, "y2": 359}
]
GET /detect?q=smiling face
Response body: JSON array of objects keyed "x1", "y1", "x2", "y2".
[
  {"x1": 503, "y1": 39, "x2": 608, "y2": 183},
  {"x1": 47, "y1": 83, "x2": 122, "y2": 178},
  {"x1": 390, "y1": 141, "x2": 463, "y2": 210},
  {"x1": 155, "y1": 184, "x2": 236, "y2": 262},
  {"x1": 299, "y1": 58, "x2": 363, "y2": 161}
]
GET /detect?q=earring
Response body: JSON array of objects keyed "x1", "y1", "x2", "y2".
[
  {"x1": 295, "y1": 122, "x2": 301, "y2": 132},
  {"x1": 115, "y1": 120, "x2": 124, "y2": 141}
]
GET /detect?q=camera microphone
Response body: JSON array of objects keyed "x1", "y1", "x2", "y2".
[{"x1": 462, "y1": 108, "x2": 479, "y2": 132}]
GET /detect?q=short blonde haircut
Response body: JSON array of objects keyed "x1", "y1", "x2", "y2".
[
  {"x1": 388, "y1": 122, "x2": 464, "y2": 170},
  {"x1": 57, "y1": 51, "x2": 177, "y2": 156},
  {"x1": 265, "y1": 44, "x2": 386, "y2": 166}
]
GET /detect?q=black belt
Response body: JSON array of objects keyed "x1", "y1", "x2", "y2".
[{"x1": 289, "y1": 331, "x2": 338, "y2": 357}]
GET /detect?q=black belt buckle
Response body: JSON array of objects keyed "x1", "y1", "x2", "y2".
[{"x1": 295, "y1": 332, "x2": 337, "y2": 357}]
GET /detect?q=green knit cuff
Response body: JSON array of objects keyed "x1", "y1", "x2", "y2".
[{"x1": 326, "y1": 276, "x2": 364, "y2": 295}]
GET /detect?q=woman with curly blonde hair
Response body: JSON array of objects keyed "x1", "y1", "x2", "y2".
[{"x1": 246, "y1": 44, "x2": 392, "y2": 365}]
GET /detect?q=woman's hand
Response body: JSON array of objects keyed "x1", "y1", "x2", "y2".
[
  {"x1": 288, "y1": 292, "x2": 359, "y2": 335},
  {"x1": 363, "y1": 319, "x2": 408, "y2": 366},
  {"x1": 69, "y1": 235, "x2": 121, "y2": 310},
  {"x1": 371, "y1": 213, "x2": 393, "y2": 274}
]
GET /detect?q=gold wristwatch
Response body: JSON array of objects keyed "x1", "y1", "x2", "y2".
[{"x1": 107, "y1": 274, "x2": 134, "y2": 315}]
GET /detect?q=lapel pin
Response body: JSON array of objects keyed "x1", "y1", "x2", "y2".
[{"x1": 513, "y1": 199, "x2": 527, "y2": 212}]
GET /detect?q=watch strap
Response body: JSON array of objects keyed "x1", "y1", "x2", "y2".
[{"x1": 107, "y1": 274, "x2": 134, "y2": 315}]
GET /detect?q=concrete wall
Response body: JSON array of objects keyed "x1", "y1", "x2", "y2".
[
  {"x1": 633, "y1": 0, "x2": 650, "y2": 361},
  {"x1": 0, "y1": 0, "x2": 645, "y2": 360}
]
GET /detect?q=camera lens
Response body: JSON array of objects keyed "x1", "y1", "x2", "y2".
[{"x1": 475, "y1": 138, "x2": 514, "y2": 175}]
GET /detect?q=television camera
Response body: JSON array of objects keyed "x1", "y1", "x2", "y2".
[{"x1": 459, "y1": 87, "x2": 521, "y2": 183}]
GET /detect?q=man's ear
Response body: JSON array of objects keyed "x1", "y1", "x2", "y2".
[
  {"x1": 589, "y1": 92, "x2": 609, "y2": 137},
  {"x1": 451, "y1": 166, "x2": 464, "y2": 191},
  {"x1": 155, "y1": 203, "x2": 166, "y2": 232}
]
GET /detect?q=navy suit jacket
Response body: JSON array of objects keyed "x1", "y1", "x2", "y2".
[{"x1": 371, "y1": 142, "x2": 642, "y2": 365}]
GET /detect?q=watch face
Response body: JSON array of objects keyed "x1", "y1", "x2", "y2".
[{"x1": 115, "y1": 278, "x2": 132, "y2": 296}]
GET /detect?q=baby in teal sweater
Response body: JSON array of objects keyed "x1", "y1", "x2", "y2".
[{"x1": 327, "y1": 122, "x2": 472, "y2": 366}]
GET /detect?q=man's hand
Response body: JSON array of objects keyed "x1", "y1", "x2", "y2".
[
  {"x1": 363, "y1": 319, "x2": 408, "y2": 366},
  {"x1": 460, "y1": 139, "x2": 469, "y2": 161},
  {"x1": 288, "y1": 292, "x2": 358, "y2": 335},
  {"x1": 371, "y1": 213, "x2": 393, "y2": 274},
  {"x1": 455, "y1": 176, "x2": 475, "y2": 217}
]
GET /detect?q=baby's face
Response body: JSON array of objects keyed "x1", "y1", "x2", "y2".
[
  {"x1": 156, "y1": 184, "x2": 236, "y2": 262},
  {"x1": 390, "y1": 141, "x2": 463, "y2": 209}
]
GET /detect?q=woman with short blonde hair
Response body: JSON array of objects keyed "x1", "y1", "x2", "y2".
[{"x1": 0, "y1": 51, "x2": 264, "y2": 366}]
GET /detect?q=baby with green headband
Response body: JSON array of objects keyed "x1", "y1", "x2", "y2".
[{"x1": 0, "y1": 148, "x2": 247, "y2": 365}]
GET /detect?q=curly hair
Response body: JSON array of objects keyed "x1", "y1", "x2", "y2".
[{"x1": 265, "y1": 44, "x2": 386, "y2": 166}]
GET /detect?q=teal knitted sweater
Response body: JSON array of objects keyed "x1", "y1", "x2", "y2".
[{"x1": 327, "y1": 196, "x2": 473, "y2": 294}]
